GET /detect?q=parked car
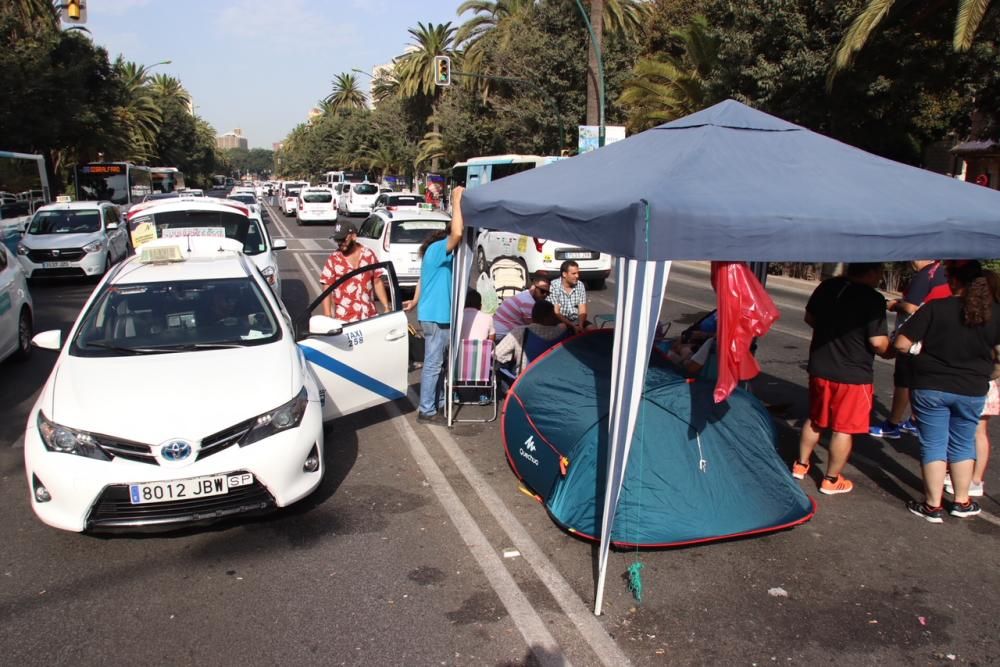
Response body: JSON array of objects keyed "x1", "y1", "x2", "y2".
[
  {"x1": 17, "y1": 201, "x2": 130, "y2": 280},
  {"x1": 281, "y1": 181, "x2": 309, "y2": 216},
  {"x1": 0, "y1": 243, "x2": 33, "y2": 363},
  {"x1": 227, "y1": 192, "x2": 261, "y2": 217},
  {"x1": 475, "y1": 230, "x2": 612, "y2": 290},
  {"x1": 23, "y1": 234, "x2": 408, "y2": 533},
  {"x1": 338, "y1": 182, "x2": 380, "y2": 217},
  {"x1": 127, "y1": 198, "x2": 287, "y2": 298},
  {"x1": 356, "y1": 207, "x2": 450, "y2": 288},
  {"x1": 296, "y1": 187, "x2": 338, "y2": 225},
  {"x1": 371, "y1": 193, "x2": 423, "y2": 211}
]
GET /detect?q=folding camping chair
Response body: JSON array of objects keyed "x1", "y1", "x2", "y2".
[
  {"x1": 447, "y1": 339, "x2": 498, "y2": 423},
  {"x1": 489, "y1": 258, "x2": 528, "y2": 303}
]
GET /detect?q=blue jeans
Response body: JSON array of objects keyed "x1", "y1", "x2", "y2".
[
  {"x1": 418, "y1": 321, "x2": 450, "y2": 416},
  {"x1": 911, "y1": 389, "x2": 984, "y2": 464}
]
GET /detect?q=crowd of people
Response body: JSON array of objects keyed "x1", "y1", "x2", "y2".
[
  {"x1": 316, "y1": 194, "x2": 996, "y2": 522},
  {"x1": 794, "y1": 259, "x2": 1000, "y2": 523}
]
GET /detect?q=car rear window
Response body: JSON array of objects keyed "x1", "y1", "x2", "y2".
[
  {"x1": 388, "y1": 195, "x2": 421, "y2": 207},
  {"x1": 353, "y1": 184, "x2": 378, "y2": 195},
  {"x1": 303, "y1": 192, "x2": 332, "y2": 203},
  {"x1": 391, "y1": 219, "x2": 447, "y2": 244}
]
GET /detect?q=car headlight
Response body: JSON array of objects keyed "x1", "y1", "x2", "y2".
[
  {"x1": 82, "y1": 240, "x2": 105, "y2": 253},
  {"x1": 16, "y1": 243, "x2": 28, "y2": 255},
  {"x1": 240, "y1": 387, "x2": 308, "y2": 447},
  {"x1": 36, "y1": 412, "x2": 111, "y2": 461}
]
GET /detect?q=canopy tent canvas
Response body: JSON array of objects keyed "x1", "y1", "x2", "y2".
[{"x1": 454, "y1": 100, "x2": 1000, "y2": 614}]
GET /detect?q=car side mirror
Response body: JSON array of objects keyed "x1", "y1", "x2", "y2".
[
  {"x1": 105, "y1": 222, "x2": 118, "y2": 230},
  {"x1": 272, "y1": 239, "x2": 287, "y2": 250},
  {"x1": 308, "y1": 315, "x2": 344, "y2": 337},
  {"x1": 32, "y1": 329, "x2": 62, "y2": 350}
]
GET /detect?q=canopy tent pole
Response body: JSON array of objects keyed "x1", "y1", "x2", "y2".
[
  {"x1": 594, "y1": 257, "x2": 670, "y2": 615},
  {"x1": 448, "y1": 229, "x2": 475, "y2": 426}
]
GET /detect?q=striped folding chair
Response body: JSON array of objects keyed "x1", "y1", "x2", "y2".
[{"x1": 447, "y1": 339, "x2": 498, "y2": 423}]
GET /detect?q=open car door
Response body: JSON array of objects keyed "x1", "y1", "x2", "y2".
[{"x1": 298, "y1": 261, "x2": 408, "y2": 420}]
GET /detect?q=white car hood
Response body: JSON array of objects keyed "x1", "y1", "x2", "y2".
[
  {"x1": 50, "y1": 344, "x2": 298, "y2": 445},
  {"x1": 22, "y1": 232, "x2": 102, "y2": 249}
]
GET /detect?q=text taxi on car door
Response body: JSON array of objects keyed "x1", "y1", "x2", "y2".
[{"x1": 24, "y1": 235, "x2": 407, "y2": 532}]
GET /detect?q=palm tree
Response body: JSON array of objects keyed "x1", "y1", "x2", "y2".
[
  {"x1": 395, "y1": 22, "x2": 459, "y2": 170},
  {"x1": 148, "y1": 73, "x2": 191, "y2": 108},
  {"x1": 618, "y1": 15, "x2": 719, "y2": 132},
  {"x1": 113, "y1": 59, "x2": 162, "y2": 162},
  {"x1": 5, "y1": 0, "x2": 59, "y2": 38},
  {"x1": 324, "y1": 73, "x2": 368, "y2": 111},
  {"x1": 455, "y1": 0, "x2": 536, "y2": 83},
  {"x1": 830, "y1": 0, "x2": 996, "y2": 85},
  {"x1": 364, "y1": 145, "x2": 403, "y2": 181}
]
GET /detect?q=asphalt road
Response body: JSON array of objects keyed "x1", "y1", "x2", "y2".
[{"x1": 0, "y1": 192, "x2": 998, "y2": 666}]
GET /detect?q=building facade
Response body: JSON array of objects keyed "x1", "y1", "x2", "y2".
[{"x1": 216, "y1": 128, "x2": 248, "y2": 151}]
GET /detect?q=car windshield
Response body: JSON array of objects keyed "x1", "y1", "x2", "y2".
[
  {"x1": 353, "y1": 184, "x2": 378, "y2": 195},
  {"x1": 391, "y1": 219, "x2": 447, "y2": 244},
  {"x1": 387, "y1": 195, "x2": 421, "y2": 207},
  {"x1": 228, "y1": 194, "x2": 256, "y2": 205},
  {"x1": 71, "y1": 277, "x2": 281, "y2": 357},
  {"x1": 303, "y1": 191, "x2": 332, "y2": 203},
  {"x1": 285, "y1": 189, "x2": 301, "y2": 197},
  {"x1": 29, "y1": 210, "x2": 101, "y2": 234}
]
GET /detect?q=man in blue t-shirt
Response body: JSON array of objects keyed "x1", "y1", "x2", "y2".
[{"x1": 408, "y1": 186, "x2": 466, "y2": 422}]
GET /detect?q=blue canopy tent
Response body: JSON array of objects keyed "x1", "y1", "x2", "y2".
[{"x1": 454, "y1": 100, "x2": 1000, "y2": 614}]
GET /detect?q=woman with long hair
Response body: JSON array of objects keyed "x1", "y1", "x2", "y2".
[{"x1": 895, "y1": 261, "x2": 1000, "y2": 522}]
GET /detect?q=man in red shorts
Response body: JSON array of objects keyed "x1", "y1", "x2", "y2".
[{"x1": 792, "y1": 263, "x2": 891, "y2": 494}]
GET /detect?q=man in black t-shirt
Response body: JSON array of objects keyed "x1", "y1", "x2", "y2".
[
  {"x1": 870, "y1": 260, "x2": 952, "y2": 439},
  {"x1": 792, "y1": 263, "x2": 891, "y2": 495}
]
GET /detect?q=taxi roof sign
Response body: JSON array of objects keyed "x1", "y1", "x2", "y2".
[
  {"x1": 55, "y1": 195, "x2": 72, "y2": 203},
  {"x1": 139, "y1": 244, "x2": 186, "y2": 264}
]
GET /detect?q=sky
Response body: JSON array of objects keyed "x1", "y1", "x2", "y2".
[{"x1": 86, "y1": 0, "x2": 463, "y2": 149}]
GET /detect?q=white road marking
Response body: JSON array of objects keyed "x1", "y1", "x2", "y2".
[
  {"x1": 280, "y1": 208, "x2": 623, "y2": 665},
  {"x1": 300, "y1": 238, "x2": 322, "y2": 251},
  {"x1": 420, "y1": 394, "x2": 631, "y2": 665},
  {"x1": 389, "y1": 407, "x2": 570, "y2": 667}
]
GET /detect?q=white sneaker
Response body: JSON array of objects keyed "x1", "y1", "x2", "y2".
[{"x1": 944, "y1": 474, "x2": 984, "y2": 497}]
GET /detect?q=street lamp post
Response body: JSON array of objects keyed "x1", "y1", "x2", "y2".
[
  {"x1": 147, "y1": 59, "x2": 172, "y2": 72},
  {"x1": 572, "y1": 0, "x2": 605, "y2": 148}
]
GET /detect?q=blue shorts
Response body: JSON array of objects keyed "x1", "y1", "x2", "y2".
[{"x1": 910, "y1": 389, "x2": 985, "y2": 464}]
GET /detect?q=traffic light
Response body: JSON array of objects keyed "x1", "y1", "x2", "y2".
[
  {"x1": 60, "y1": 0, "x2": 87, "y2": 24},
  {"x1": 434, "y1": 56, "x2": 451, "y2": 87}
]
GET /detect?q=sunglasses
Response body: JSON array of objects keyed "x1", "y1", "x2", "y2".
[{"x1": 534, "y1": 286, "x2": 550, "y2": 295}]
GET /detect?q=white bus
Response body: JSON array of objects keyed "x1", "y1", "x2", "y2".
[{"x1": 451, "y1": 154, "x2": 564, "y2": 191}]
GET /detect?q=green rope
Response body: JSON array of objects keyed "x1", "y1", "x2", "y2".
[{"x1": 627, "y1": 561, "x2": 644, "y2": 602}]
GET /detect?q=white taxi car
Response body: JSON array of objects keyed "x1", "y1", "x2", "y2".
[
  {"x1": 476, "y1": 231, "x2": 612, "y2": 290},
  {"x1": 338, "y1": 182, "x2": 380, "y2": 217},
  {"x1": 24, "y1": 236, "x2": 408, "y2": 532},
  {"x1": 0, "y1": 243, "x2": 33, "y2": 363},
  {"x1": 17, "y1": 201, "x2": 130, "y2": 280},
  {"x1": 127, "y1": 198, "x2": 286, "y2": 298},
  {"x1": 296, "y1": 187, "x2": 338, "y2": 225},
  {"x1": 356, "y1": 206, "x2": 449, "y2": 288}
]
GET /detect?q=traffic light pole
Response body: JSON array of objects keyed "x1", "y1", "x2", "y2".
[
  {"x1": 572, "y1": 0, "x2": 606, "y2": 148},
  {"x1": 450, "y1": 71, "x2": 565, "y2": 152}
]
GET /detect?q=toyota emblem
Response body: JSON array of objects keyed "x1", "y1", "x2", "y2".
[{"x1": 160, "y1": 440, "x2": 192, "y2": 462}]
